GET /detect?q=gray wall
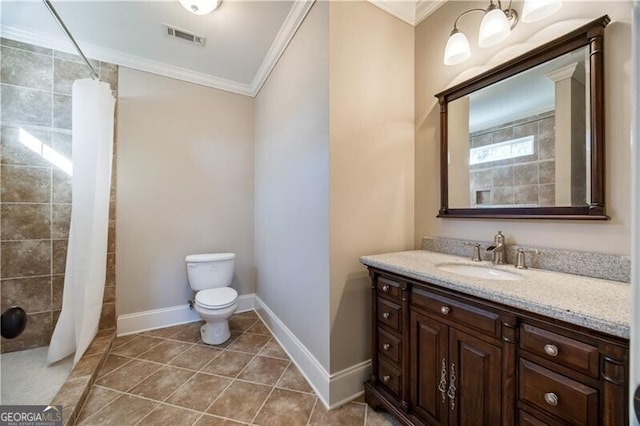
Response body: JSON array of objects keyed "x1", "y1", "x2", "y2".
[
  {"x1": 0, "y1": 38, "x2": 118, "y2": 353},
  {"x1": 254, "y1": 2, "x2": 331, "y2": 370}
]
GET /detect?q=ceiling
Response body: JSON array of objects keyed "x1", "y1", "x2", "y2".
[{"x1": 0, "y1": 0, "x2": 444, "y2": 97}]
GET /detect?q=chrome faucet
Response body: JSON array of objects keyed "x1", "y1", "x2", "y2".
[{"x1": 485, "y1": 231, "x2": 506, "y2": 264}]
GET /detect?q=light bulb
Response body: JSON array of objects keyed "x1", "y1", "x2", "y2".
[
  {"x1": 444, "y1": 30, "x2": 471, "y2": 66},
  {"x1": 178, "y1": 0, "x2": 221, "y2": 15},
  {"x1": 478, "y1": 7, "x2": 510, "y2": 48}
]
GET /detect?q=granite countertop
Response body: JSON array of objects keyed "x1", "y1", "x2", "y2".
[{"x1": 360, "y1": 250, "x2": 630, "y2": 339}]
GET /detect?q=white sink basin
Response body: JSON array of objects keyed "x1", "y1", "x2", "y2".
[{"x1": 436, "y1": 263, "x2": 524, "y2": 281}]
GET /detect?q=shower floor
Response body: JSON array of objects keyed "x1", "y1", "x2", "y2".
[{"x1": 0, "y1": 346, "x2": 73, "y2": 405}]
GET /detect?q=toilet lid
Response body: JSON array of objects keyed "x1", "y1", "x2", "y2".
[{"x1": 196, "y1": 288, "x2": 238, "y2": 309}]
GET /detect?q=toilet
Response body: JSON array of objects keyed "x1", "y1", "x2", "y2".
[{"x1": 185, "y1": 252, "x2": 238, "y2": 345}]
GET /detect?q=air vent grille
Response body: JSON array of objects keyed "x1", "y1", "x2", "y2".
[{"x1": 164, "y1": 24, "x2": 206, "y2": 46}]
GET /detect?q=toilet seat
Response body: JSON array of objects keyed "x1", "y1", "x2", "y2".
[{"x1": 195, "y1": 287, "x2": 238, "y2": 309}]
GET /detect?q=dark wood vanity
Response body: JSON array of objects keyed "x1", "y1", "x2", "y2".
[{"x1": 365, "y1": 267, "x2": 629, "y2": 426}]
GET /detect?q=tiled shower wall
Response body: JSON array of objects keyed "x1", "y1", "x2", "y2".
[
  {"x1": 0, "y1": 38, "x2": 118, "y2": 353},
  {"x1": 469, "y1": 112, "x2": 556, "y2": 207}
]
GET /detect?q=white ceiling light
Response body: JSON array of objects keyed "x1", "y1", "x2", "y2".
[
  {"x1": 443, "y1": 0, "x2": 559, "y2": 66},
  {"x1": 178, "y1": 0, "x2": 221, "y2": 15},
  {"x1": 521, "y1": 0, "x2": 562, "y2": 23},
  {"x1": 478, "y1": 4, "x2": 512, "y2": 48}
]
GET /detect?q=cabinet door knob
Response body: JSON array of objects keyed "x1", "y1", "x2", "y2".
[
  {"x1": 382, "y1": 375, "x2": 391, "y2": 383},
  {"x1": 382, "y1": 284, "x2": 390, "y2": 292},
  {"x1": 382, "y1": 343, "x2": 390, "y2": 351},
  {"x1": 544, "y1": 392, "x2": 558, "y2": 406},
  {"x1": 441, "y1": 306, "x2": 450, "y2": 315},
  {"x1": 382, "y1": 312, "x2": 391, "y2": 319},
  {"x1": 544, "y1": 344, "x2": 559, "y2": 357}
]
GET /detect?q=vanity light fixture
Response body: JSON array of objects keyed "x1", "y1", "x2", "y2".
[
  {"x1": 443, "y1": 0, "x2": 562, "y2": 66},
  {"x1": 178, "y1": 0, "x2": 221, "y2": 15}
]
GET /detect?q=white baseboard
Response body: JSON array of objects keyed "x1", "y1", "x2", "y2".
[
  {"x1": 254, "y1": 295, "x2": 370, "y2": 409},
  {"x1": 117, "y1": 293, "x2": 256, "y2": 336}
]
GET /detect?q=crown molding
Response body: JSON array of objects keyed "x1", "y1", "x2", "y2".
[
  {"x1": 0, "y1": 1, "x2": 315, "y2": 98},
  {"x1": 250, "y1": 0, "x2": 315, "y2": 96},
  {"x1": 366, "y1": 0, "x2": 416, "y2": 26},
  {"x1": 367, "y1": 0, "x2": 446, "y2": 26},
  {"x1": 415, "y1": 0, "x2": 447, "y2": 25}
]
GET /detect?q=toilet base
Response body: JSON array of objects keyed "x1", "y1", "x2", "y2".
[{"x1": 200, "y1": 321, "x2": 231, "y2": 345}]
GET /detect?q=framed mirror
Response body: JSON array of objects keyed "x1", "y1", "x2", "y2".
[{"x1": 436, "y1": 15, "x2": 610, "y2": 220}]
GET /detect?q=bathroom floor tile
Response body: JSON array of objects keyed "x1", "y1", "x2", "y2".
[
  {"x1": 96, "y1": 354, "x2": 129, "y2": 379},
  {"x1": 309, "y1": 401, "x2": 366, "y2": 425},
  {"x1": 137, "y1": 339, "x2": 192, "y2": 364},
  {"x1": 229, "y1": 312, "x2": 258, "y2": 332},
  {"x1": 165, "y1": 372, "x2": 232, "y2": 412},
  {"x1": 245, "y1": 321, "x2": 271, "y2": 336},
  {"x1": 227, "y1": 332, "x2": 271, "y2": 354},
  {"x1": 137, "y1": 403, "x2": 201, "y2": 426},
  {"x1": 171, "y1": 322, "x2": 205, "y2": 343},
  {"x1": 253, "y1": 388, "x2": 316, "y2": 426},
  {"x1": 199, "y1": 350, "x2": 253, "y2": 378},
  {"x1": 237, "y1": 355, "x2": 289, "y2": 386},
  {"x1": 127, "y1": 366, "x2": 195, "y2": 401},
  {"x1": 110, "y1": 335, "x2": 163, "y2": 357},
  {"x1": 258, "y1": 339, "x2": 289, "y2": 360},
  {"x1": 75, "y1": 386, "x2": 121, "y2": 424},
  {"x1": 169, "y1": 344, "x2": 222, "y2": 371},
  {"x1": 206, "y1": 380, "x2": 271, "y2": 423},
  {"x1": 276, "y1": 363, "x2": 314, "y2": 393},
  {"x1": 95, "y1": 358, "x2": 161, "y2": 392},
  {"x1": 194, "y1": 415, "x2": 247, "y2": 426},
  {"x1": 78, "y1": 311, "x2": 401, "y2": 426},
  {"x1": 79, "y1": 394, "x2": 158, "y2": 426}
]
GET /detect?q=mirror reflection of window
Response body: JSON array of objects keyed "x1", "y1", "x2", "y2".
[{"x1": 447, "y1": 46, "x2": 590, "y2": 209}]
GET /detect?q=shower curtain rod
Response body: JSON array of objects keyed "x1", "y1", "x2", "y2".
[{"x1": 42, "y1": 0, "x2": 100, "y2": 80}]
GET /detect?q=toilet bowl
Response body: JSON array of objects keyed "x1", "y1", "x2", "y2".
[{"x1": 185, "y1": 253, "x2": 238, "y2": 345}]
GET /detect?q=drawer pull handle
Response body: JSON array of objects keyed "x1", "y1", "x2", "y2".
[
  {"x1": 382, "y1": 284, "x2": 390, "y2": 292},
  {"x1": 447, "y1": 363, "x2": 456, "y2": 411},
  {"x1": 437, "y1": 358, "x2": 447, "y2": 403},
  {"x1": 544, "y1": 392, "x2": 559, "y2": 406},
  {"x1": 382, "y1": 312, "x2": 391, "y2": 320},
  {"x1": 382, "y1": 343, "x2": 391, "y2": 351},
  {"x1": 441, "y1": 306, "x2": 450, "y2": 315},
  {"x1": 544, "y1": 344, "x2": 559, "y2": 357},
  {"x1": 382, "y1": 375, "x2": 391, "y2": 383}
]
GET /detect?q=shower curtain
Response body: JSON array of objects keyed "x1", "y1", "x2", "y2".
[{"x1": 48, "y1": 79, "x2": 115, "y2": 366}]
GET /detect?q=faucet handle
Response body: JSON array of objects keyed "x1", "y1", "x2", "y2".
[
  {"x1": 464, "y1": 242, "x2": 482, "y2": 262},
  {"x1": 515, "y1": 248, "x2": 540, "y2": 269}
]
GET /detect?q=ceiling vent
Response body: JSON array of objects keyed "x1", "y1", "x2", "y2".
[{"x1": 164, "y1": 24, "x2": 206, "y2": 46}]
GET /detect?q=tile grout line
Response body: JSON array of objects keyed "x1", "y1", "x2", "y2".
[
  {"x1": 247, "y1": 357, "x2": 293, "y2": 425},
  {"x1": 306, "y1": 396, "x2": 320, "y2": 425}
]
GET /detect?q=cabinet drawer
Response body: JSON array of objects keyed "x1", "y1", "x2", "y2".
[
  {"x1": 519, "y1": 359, "x2": 598, "y2": 426},
  {"x1": 377, "y1": 327, "x2": 401, "y2": 366},
  {"x1": 378, "y1": 359, "x2": 401, "y2": 397},
  {"x1": 412, "y1": 288, "x2": 500, "y2": 338},
  {"x1": 377, "y1": 276, "x2": 401, "y2": 300},
  {"x1": 519, "y1": 410, "x2": 561, "y2": 426},
  {"x1": 377, "y1": 298, "x2": 402, "y2": 333},
  {"x1": 520, "y1": 324, "x2": 599, "y2": 378}
]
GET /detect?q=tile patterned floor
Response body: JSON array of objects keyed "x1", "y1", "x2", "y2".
[{"x1": 77, "y1": 311, "x2": 400, "y2": 426}]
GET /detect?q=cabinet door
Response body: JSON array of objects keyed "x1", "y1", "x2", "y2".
[
  {"x1": 448, "y1": 328, "x2": 502, "y2": 426},
  {"x1": 410, "y1": 310, "x2": 449, "y2": 425}
]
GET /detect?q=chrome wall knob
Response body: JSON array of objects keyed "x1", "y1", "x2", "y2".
[
  {"x1": 544, "y1": 392, "x2": 558, "y2": 406},
  {"x1": 441, "y1": 306, "x2": 450, "y2": 315},
  {"x1": 544, "y1": 344, "x2": 559, "y2": 357},
  {"x1": 382, "y1": 343, "x2": 390, "y2": 351},
  {"x1": 382, "y1": 312, "x2": 391, "y2": 319},
  {"x1": 382, "y1": 284, "x2": 390, "y2": 292}
]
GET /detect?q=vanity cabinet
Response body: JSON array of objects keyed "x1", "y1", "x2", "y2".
[{"x1": 364, "y1": 267, "x2": 629, "y2": 426}]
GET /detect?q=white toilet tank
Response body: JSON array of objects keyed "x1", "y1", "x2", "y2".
[{"x1": 185, "y1": 253, "x2": 235, "y2": 291}]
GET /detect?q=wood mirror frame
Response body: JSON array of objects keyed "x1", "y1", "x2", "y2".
[{"x1": 436, "y1": 15, "x2": 610, "y2": 220}]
